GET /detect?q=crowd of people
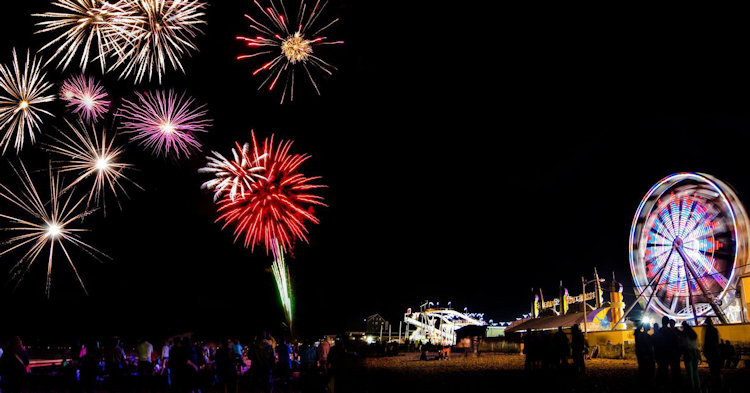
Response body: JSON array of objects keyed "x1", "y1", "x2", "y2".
[
  {"x1": 0, "y1": 333, "x2": 356, "y2": 393},
  {"x1": 523, "y1": 324, "x2": 588, "y2": 374},
  {"x1": 633, "y1": 316, "x2": 741, "y2": 392}
]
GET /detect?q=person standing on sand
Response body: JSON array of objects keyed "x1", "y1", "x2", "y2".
[
  {"x1": 703, "y1": 318, "x2": 722, "y2": 389},
  {"x1": 571, "y1": 324, "x2": 586, "y2": 374}
]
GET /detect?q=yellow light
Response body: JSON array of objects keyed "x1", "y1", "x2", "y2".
[
  {"x1": 46, "y1": 222, "x2": 62, "y2": 239},
  {"x1": 18, "y1": 100, "x2": 29, "y2": 110},
  {"x1": 281, "y1": 32, "x2": 313, "y2": 64}
]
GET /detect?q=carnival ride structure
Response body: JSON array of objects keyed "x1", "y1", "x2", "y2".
[
  {"x1": 629, "y1": 173, "x2": 750, "y2": 324},
  {"x1": 404, "y1": 304, "x2": 487, "y2": 345}
]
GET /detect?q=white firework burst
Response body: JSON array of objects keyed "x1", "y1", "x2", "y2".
[
  {"x1": 199, "y1": 141, "x2": 267, "y2": 202},
  {"x1": 45, "y1": 120, "x2": 141, "y2": 212},
  {"x1": 0, "y1": 49, "x2": 55, "y2": 154},
  {"x1": 34, "y1": 0, "x2": 142, "y2": 72},
  {"x1": 0, "y1": 161, "x2": 108, "y2": 297},
  {"x1": 112, "y1": 0, "x2": 208, "y2": 83}
]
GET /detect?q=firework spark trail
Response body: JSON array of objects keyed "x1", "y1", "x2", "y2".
[
  {"x1": 216, "y1": 131, "x2": 326, "y2": 253},
  {"x1": 112, "y1": 0, "x2": 208, "y2": 83},
  {"x1": 45, "y1": 120, "x2": 141, "y2": 212},
  {"x1": 117, "y1": 89, "x2": 212, "y2": 158},
  {"x1": 237, "y1": 0, "x2": 343, "y2": 102},
  {"x1": 34, "y1": 0, "x2": 142, "y2": 72},
  {"x1": 60, "y1": 73, "x2": 111, "y2": 123},
  {"x1": 0, "y1": 162, "x2": 109, "y2": 297},
  {"x1": 0, "y1": 49, "x2": 55, "y2": 154},
  {"x1": 199, "y1": 142, "x2": 267, "y2": 202},
  {"x1": 271, "y1": 238, "x2": 293, "y2": 330}
]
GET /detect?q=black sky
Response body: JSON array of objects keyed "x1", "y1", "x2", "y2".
[{"x1": 2, "y1": 3, "x2": 750, "y2": 340}]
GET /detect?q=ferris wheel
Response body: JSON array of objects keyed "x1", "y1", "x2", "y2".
[{"x1": 629, "y1": 173, "x2": 750, "y2": 323}]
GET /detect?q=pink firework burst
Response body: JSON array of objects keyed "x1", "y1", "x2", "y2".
[
  {"x1": 59, "y1": 73, "x2": 110, "y2": 123},
  {"x1": 117, "y1": 90, "x2": 211, "y2": 158}
]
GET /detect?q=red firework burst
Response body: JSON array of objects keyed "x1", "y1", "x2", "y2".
[{"x1": 216, "y1": 131, "x2": 325, "y2": 253}]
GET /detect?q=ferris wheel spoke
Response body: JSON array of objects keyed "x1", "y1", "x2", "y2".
[
  {"x1": 649, "y1": 227, "x2": 673, "y2": 243},
  {"x1": 678, "y1": 194, "x2": 700, "y2": 238},
  {"x1": 676, "y1": 195, "x2": 687, "y2": 237},
  {"x1": 682, "y1": 210, "x2": 720, "y2": 240},
  {"x1": 658, "y1": 208, "x2": 677, "y2": 239},
  {"x1": 669, "y1": 293, "x2": 680, "y2": 312}
]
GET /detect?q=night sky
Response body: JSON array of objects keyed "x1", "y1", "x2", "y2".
[{"x1": 2, "y1": 3, "x2": 750, "y2": 341}]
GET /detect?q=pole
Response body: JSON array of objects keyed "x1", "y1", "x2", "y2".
[
  {"x1": 380, "y1": 323, "x2": 383, "y2": 342},
  {"x1": 582, "y1": 276, "x2": 588, "y2": 337},
  {"x1": 389, "y1": 324, "x2": 392, "y2": 342},
  {"x1": 675, "y1": 244, "x2": 729, "y2": 324},
  {"x1": 594, "y1": 268, "x2": 602, "y2": 309},
  {"x1": 611, "y1": 254, "x2": 671, "y2": 330},
  {"x1": 399, "y1": 321, "x2": 402, "y2": 343}
]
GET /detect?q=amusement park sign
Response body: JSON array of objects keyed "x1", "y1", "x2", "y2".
[{"x1": 542, "y1": 292, "x2": 595, "y2": 309}]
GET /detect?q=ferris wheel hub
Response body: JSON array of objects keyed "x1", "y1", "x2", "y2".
[{"x1": 673, "y1": 237, "x2": 683, "y2": 248}]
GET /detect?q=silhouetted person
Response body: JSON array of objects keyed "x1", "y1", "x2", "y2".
[
  {"x1": 703, "y1": 318, "x2": 722, "y2": 389},
  {"x1": 681, "y1": 321, "x2": 701, "y2": 393},
  {"x1": 215, "y1": 339, "x2": 239, "y2": 393},
  {"x1": 634, "y1": 323, "x2": 654, "y2": 386},
  {"x1": 724, "y1": 340, "x2": 738, "y2": 368},
  {"x1": 104, "y1": 337, "x2": 126, "y2": 393},
  {"x1": 571, "y1": 324, "x2": 586, "y2": 374},
  {"x1": 80, "y1": 339, "x2": 101, "y2": 393},
  {"x1": 0, "y1": 336, "x2": 29, "y2": 393},
  {"x1": 276, "y1": 336, "x2": 293, "y2": 391},
  {"x1": 136, "y1": 338, "x2": 154, "y2": 391},
  {"x1": 523, "y1": 330, "x2": 533, "y2": 371},
  {"x1": 249, "y1": 335, "x2": 275, "y2": 393},
  {"x1": 652, "y1": 320, "x2": 668, "y2": 385},
  {"x1": 553, "y1": 326, "x2": 570, "y2": 368},
  {"x1": 168, "y1": 337, "x2": 188, "y2": 392},
  {"x1": 665, "y1": 319, "x2": 682, "y2": 387}
]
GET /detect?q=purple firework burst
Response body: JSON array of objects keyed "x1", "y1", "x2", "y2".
[
  {"x1": 60, "y1": 73, "x2": 110, "y2": 124},
  {"x1": 117, "y1": 90, "x2": 211, "y2": 158}
]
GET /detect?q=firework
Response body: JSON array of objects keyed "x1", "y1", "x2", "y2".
[
  {"x1": 199, "y1": 142, "x2": 267, "y2": 202},
  {"x1": 0, "y1": 49, "x2": 55, "y2": 154},
  {"x1": 117, "y1": 89, "x2": 211, "y2": 158},
  {"x1": 0, "y1": 162, "x2": 108, "y2": 296},
  {"x1": 237, "y1": 0, "x2": 343, "y2": 102},
  {"x1": 112, "y1": 0, "x2": 208, "y2": 83},
  {"x1": 45, "y1": 120, "x2": 141, "y2": 212},
  {"x1": 60, "y1": 73, "x2": 111, "y2": 123},
  {"x1": 34, "y1": 0, "x2": 141, "y2": 73},
  {"x1": 271, "y1": 239, "x2": 293, "y2": 330},
  {"x1": 216, "y1": 131, "x2": 325, "y2": 253}
]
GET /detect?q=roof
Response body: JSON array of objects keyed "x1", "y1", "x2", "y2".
[{"x1": 505, "y1": 308, "x2": 608, "y2": 333}]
